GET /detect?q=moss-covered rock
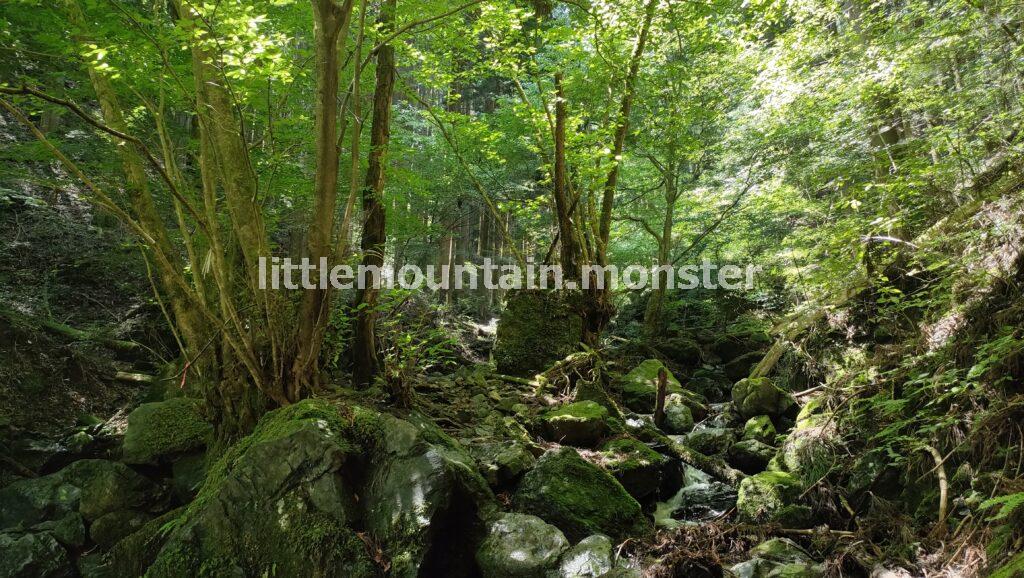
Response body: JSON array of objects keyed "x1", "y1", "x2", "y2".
[
  {"x1": 616, "y1": 360, "x2": 708, "y2": 417},
  {"x1": 662, "y1": 394, "x2": 694, "y2": 434},
  {"x1": 494, "y1": 290, "x2": 583, "y2": 376},
  {"x1": 88, "y1": 510, "x2": 151, "y2": 549},
  {"x1": 0, "y1": 474, "x2": 81, "y2": 531},
  {"x1": 552, "y1": 534, "x2": 615, "y2": 578},
  {"x1": 728, "y1": 439, "x2": 775, "y2": 474},
  {"x1": 0, "y1": 530, "x2": 74, "y2": 578},
  {"x1": 724, "y1": 351, "x2": 765, "y2": 382},
  {"x1": 475, "y1": 513, "x2": 568, "y2": 578},
  {"x1": 736, "y1": 471, "x2": 805, "y2": 524},
  {"x1": 120, "y1": 398, "x2": 212, "y2": 465},
  {"x1": 513, "y1": 447, "x2": 650, "y2": 542},
  {"x1": 659, "y1": 337, "x2": 702, "y2": 366},
  {"x1": 56, "y1": 459, "x2": 157, "y2": 521},
  {"x1": 600, "y1": 437, "x2": 668, "y2": 501},
  {"x1": 742, "y1": 415, "x2": 777, "y2": 445},
  {"x1": 710, "y1": 318, "x2": 771, "y2": 362},
  {"x1": 540, "y1": 401, "x2": 611, "y2": 447},
  {"x1": 469, "y1": 441, "x2": 536, "y2": 487},
  {"x1": 145, "y1": 399, "x2": 375, "y2": 577},
  {"x1": 732, "y1": 378, "x2": 796, "y2": 420},
  {"x1": 679, "y1": 427, "x2": 735, "y2": 456}
]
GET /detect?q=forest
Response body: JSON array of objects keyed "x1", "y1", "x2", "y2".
[{"x1": 1, "y1": 0, "x2": 1023, "y2": 576}]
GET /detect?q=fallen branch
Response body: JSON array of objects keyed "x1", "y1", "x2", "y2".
[{"x1": 0, "y1": 306, "x2": 141, "y2": 353}]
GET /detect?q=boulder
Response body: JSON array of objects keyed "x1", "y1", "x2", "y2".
[
  {"x1": 710, "y1": 321, "x2": 771, "y2": 362},
  {"x1": 470, "y1": 441, "x2": 536, "y2": 487},
  {"x1": 742, "y1": 416, "x2": 777, "y2": 445},
  {"x1": 513, "y1": 447, "x2": 650, "y2": 542},
  {"x1": 120, "y1": 398, "x2": 212, "y2": 464},
  {"x1": 776, "y1": 402, "x2": 838, "y2": 485},
  {"x1": 56, "y1": 459, "x2": 157, "y2": 521},
  {"x1": 143, "y1": 402, "x2": 493, "y2": 578},
  {"x1": 617, "y1": 360, "x2": 707, "y2": 418},
  {"x1": 360, "y1": 413, "x2": 494, "y2": 577},
  {"x1": 728, "y1": 439, "x2": 776, "y2": 474},
  {"x1": 0, "y1": 475, "x2": 81, "y2": 531},
  {"x1": 679, "y1": 427, "x2": 735, "y2": 456},
  {"x1": 551, "y1": 534, "x2": 615, "y2": 578},
  {"x1": 723, "y1": 351, "x2": 765, "y2": 382},
  {"x1": 88, "y1": 510, "x2": 151, "y2": 549},
  {"x1": 666, "y1": 481, "x2": 737, "y2": 522},
  {"x1": 540, "y1": 401, "x2": 611, "y2": 447},
  {"x1": 170, "y1": 452, "x2": 208, "y2": 502},
  {"x1": 732, "y1": 378, "x2": 796, "y2": 420},
  {"x1": 494, "y1": 290, "x2": 583, "y2": 376},
  {"x1": 661, "y1": 394, "x2": 694, "y2": 434},
  {"x1": 659, "y1": 337, "x2": 702, "y2": 366},
  {"x1": 0, "y1": 531, "x2": 74, "y2": 578},
  {"x1": 600, "y1": 437, "x2": 668, "y2": 501},
  {"x1": 475, "y1": 513, "x2": 568, "y2": 578},
  {"x1": 736, "y1": 471, "x2": 810, "y2": 526}
]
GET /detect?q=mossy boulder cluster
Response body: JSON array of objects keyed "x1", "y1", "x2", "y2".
[{"x1": 540, "y1": 400, "x2": 612, "y2": 447}]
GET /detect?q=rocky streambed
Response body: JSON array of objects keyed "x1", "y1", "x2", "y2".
[{"x1": 1, "y1": 318, "x2": 848, "y2": 577}]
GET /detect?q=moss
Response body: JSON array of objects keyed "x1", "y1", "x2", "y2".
[
  {"x1": 512, "y1": 447, "x2": 651, "y2": 542},
  {"x1": 990, "y1": 550, "x2": 1024, "y2": 578},
  {"x1": 600, "y1": 437, "x2": 667, "y2": 471},
  {"x1": 493, "y1": 289, "x2": 584, "y2": 376},
  {"x1": 736, "y1": 471, "x2": 805, "y2": 523},
  {"x1": 104, "y1": 507, "x2": 185, "y2": 577},
  {"x1": 121, "y1": 398, "x2": 213, "y2": 464}
]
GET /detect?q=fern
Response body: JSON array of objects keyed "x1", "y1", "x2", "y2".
[{"x1": 980, "y1": 492, "x2": 1024, "y2": 521}]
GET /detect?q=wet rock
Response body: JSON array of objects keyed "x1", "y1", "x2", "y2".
[
  {"x1": 667, "y1": 481, "x2": 737, "y2": 522},
  {"x1": 551, "y1": 534, "x2": 614, "y2": 578},
  {"x1": 742, "y1": 416, "x2": 777, "y2": 445},
  {"x1": 679, "y1": 427, "x2": 735, "y2": 456},
  {"x1": 0, "y1": 531, "x2": 74, "y2": 578},
  {"x1": 513, "y1": 447, "x2": 650, "y2": 542},
  {"x1": 661, "y1": 394, "x2": 694, "y2": 434},
  {"x1": 728, "y1": 439, "x2": 776, "y2": 474},
  {"x1": 120, "y1": 398, "x2": 212, "y2": 465},
  {"x1": 470, "y1": 441, "x2": 536, "y2": 487},
  {"x1": 494, "y1": 289, "x2": 584, "y2": 376},
  {"x1": 475, "y1": 513, "x2": 568, "y2": 578},
  {"x1": 89, "y1": 510, "x2": 151, "y2": 549},
  {"x1": 736, "y1": 471, "x2": 810, "y2": 526},
  {"x1": 540, "y1": 401, "x2": 612, "y2": 447},
  {"x1": 732, "y1": 378, "x2": 796, "y2": 420},
  {"x1": 600, "y1": 437, "x2": 668, "y2": 501}
]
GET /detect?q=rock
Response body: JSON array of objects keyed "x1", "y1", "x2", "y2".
[
  {"x1": 680, "y1": 427, "x2": 735, "y2": 456},
  {"x1": 661, "y1": 394, "x2": 694, "y2": 434},
  {"x1": 723, "y1": 351, "x2": 764, "y2": 382},
  {"x1": 143, "y1": 401, "x2": 384, "y2": 577},
  {"x1": 355, "y1": 412, "x2": 495, "y2": 578},
  {"x1": 667, "y1": 481, "x2": 737, "y2": 522},
  {"x1": 513, "y1": 447, "x2": 650, "y2": 542},
  {"x1": 470, "y1": 441, "x2": 536, "y2": 487},
  {"x1": 0, "y1": 531, "x2": 74, "y2": 578},
  {"x1": 551, "y1": 534, "x2": 614, "y2": 578},
  {"x1": 494, "y1": 290, "x2": 583, "y2": 376},
  {"x1": 120, "y1": 398, "x2": 212, "y2": 464},
  {"x1": 736, "y1": 471, "x2": 810, "y2": 526},
  {"x1": 659, "y1": 337, "x2": 702, "y2": 366},
  {"x1": 30, "y1": 513, "x2": 85, "y2": 548},
  {"x1": 777, "y1": 407, "x2": 838, "y2": 485},
  {"x1": 0, "y1": 475, "x2": 81, "y2": 531},
  {"x1": 732, "y1": 378, "x2": 796, "y2": 420},
  {"x1": 710, "y1": 321, "x2": 771, "y2": 362},
  {"x1": 728, "y1": 439, "x2": 776, "y2": 474},
  {"x1": 170, "y1": 452, "x2": 208, "y2": 502},
  {"x1": 742, "y1": 416, "x2": 777, "y2": 445},
  {"x1": 475, "y1": 513, "x2": 568, "y2": 578},
  {"x1": 599, "y1": 569, "x2": 643, "y2": 578},
  {"x1": 688, "y1": 367, "x2": 732, "y2": 401},
  {"x1": 56, "y1": 459, "x2": 157, "y2": 521},
  {"x1": 574, "y1": 380, "x2": 625, "y2": 420},
  {"x1": 540, "y1": 401, "x2": 612, "y2": 447},
  {"x1": 617, "y1": 361, "x2": 710, "y2": 420},
  {"x1": 89, "y1": 510, "x2": 151, "y2": 549},
  {"x1": 600, "y1": 437, "x2": 668, "y2": 501},
  {"x1": 766, "y1": 563, "x2": 825, "y2": 577}
]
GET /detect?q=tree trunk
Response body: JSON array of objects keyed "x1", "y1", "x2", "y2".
[{"x1": 352, "y1": 0, "x2": 397, "y2": 388}]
